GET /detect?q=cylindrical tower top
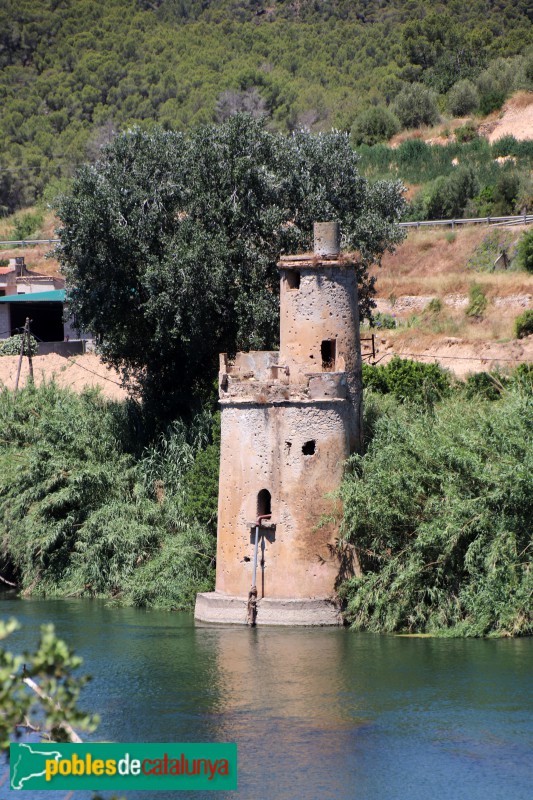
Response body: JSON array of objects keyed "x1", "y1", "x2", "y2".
[{"x1": 313, "y1": 222, "x2": 340, "y2": 256}]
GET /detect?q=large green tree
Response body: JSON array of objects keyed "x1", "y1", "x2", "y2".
[{"x1": 56, "y1": 116, "x2": 404, "y2": 417}]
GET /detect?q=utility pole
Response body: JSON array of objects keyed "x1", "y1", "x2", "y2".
[
  {"x1": 26, "y1": 317, "x2": 33, "y2": 384},
  {"x1": 14, "y1": 317, "x2": 32, "y2": 392}
]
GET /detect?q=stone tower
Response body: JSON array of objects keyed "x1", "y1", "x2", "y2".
[{"x1": 195, "y1": 222, "x2": 362, "y2": 625}]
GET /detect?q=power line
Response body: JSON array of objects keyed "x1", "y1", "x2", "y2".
[
  {"x1": 371, "y1": 350, "x2": 531, "y2": 365},
  {"x1": 66, "y1": 356, "x2": 125, "y2": 387}
]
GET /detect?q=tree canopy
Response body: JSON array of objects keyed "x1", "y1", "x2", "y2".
[
  {"x1": 56, "y1": 116, "x2": 405, "y2": 418},
  {"x1": 1, "y1": 0, "x2": 533, "y2": 212}
]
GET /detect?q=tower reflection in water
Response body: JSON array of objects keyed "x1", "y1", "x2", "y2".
[{"x1": 195, "y1": 624, "x2": 367, "y2": 800}]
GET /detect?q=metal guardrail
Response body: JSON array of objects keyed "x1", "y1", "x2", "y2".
[
  {"x1": 0, "y1": 239, "x2": 60, "y2": 246},
  {"x1": 399, "y1": 214, "x2": 533, "y2": 229},
  {"x1": 0, "y1": 213, "x2": 532, "y2": 246}
]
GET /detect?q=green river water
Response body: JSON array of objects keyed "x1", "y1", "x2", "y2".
[{"x1": 1, "y1": 596, "x2": 531, "y2": 800}]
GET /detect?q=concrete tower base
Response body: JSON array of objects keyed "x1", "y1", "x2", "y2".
[{"x1": 194, "y1": 592, "x2": 344, "y2": 626}]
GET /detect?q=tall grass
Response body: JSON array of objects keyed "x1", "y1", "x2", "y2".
[
  {"x1": 358, "y1": 138, "x2": 533, "y2": 185},
  {"x1": 340, "y1": 386, "x2": 533, "y2": 636},
  {"x1": 0, "y1": 383, "x2": 216, "y2": 608}
]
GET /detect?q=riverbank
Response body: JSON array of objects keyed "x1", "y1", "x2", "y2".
[{"x1": 0, "y1": 368, "x2": 531, "y2": 637}]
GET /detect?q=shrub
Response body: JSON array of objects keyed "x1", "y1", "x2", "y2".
[
  {"x1": 514, "y1": 53, "x2": 533, "y2": 91},
  {"x1": 515, "y1": 309, "x2": 533, "y2": 339},
  {"x1": 492, "y1": 171, "x2": 520, "y2": 215},
  {"x1": 392, "y1": 83, "x2": 440, "y2": 129},
  {"x1": 351, "y1": 106, "x2": 401, "y2": 146},
  {"x1": 371, "y1": 311, "x2": 397, "y2": 329},
  {"x1": 517, "y1": 229, "x2": 533, "y2": 273},
  {"x1": 425, "y1": 166, "x2": 479, "y2": 219},
  {"x1": 425, "y1": 297, "x2": 443, "y2": 314},
  {"x1": 362, "y1": 362, "x2": 389, "y2": 395},
  {"x1": 340, "y1": 389, "x2": 533, "y2": 636},
  {"x1": 479, "y1": 90, "x2": 506, "y2": 116},
  {"x1": 514, "y1": 173, "x2": 533, "y2": 214},
  {"x1": 385, "y1": 357, "x2": 451, "y2": 403},
  {"x1": 492, "y1": 135, "x2": 519, "y2": 157},
  {"x1": 468, "y1": 185, "x2": 495, "y2": 218},
  {"x1": 455, "y1": 122, "x2": 478, "y2": 143},
  {"x1": 447, "y1": 80, "x2": 479, "y2": 116},
  {"x1": 476, "y1": 58, "x2": 515, "y2": 101},
  {"x1": 0, "y1": 333, "x2": 38, "y2": 356},
  {"x1": 13, "y1": 212, "x2": 43, "y2": 241},
  {"x1": 362, "y1": 357, "x2": 451, "y2": 404},
  {"x1": 466, "y1": 283, "x2": 488, "y2": 318},
  {"x1": 466, "y1": 230, "x2": 515, "y2": 272},
  {"x1": 464, "y1": 371, "x2": 507, "y2": 400},
  {"x1": 511, "y1": 362, "x2": 533, "y2": 391}
]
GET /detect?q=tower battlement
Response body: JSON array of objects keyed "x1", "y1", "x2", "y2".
[{"x1": 219, "y1": 351, "x2": 349, "y2": 403}]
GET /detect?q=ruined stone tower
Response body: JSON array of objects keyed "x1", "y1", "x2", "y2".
[{"x1": 195, "y1": 222, "x2": 362, "y2": 625}]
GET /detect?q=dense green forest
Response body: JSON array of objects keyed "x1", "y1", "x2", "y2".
[
  {"x1": 1, "y1": 363, "x2": 531, "y2": 636},
  {"x1": 0, "y1": 2, "x2": 531, "y2": 638},
  {"x1": 1, "y1": 0, "x2": 533, "y2": 212}
]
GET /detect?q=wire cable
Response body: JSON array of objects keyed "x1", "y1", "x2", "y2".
[
  {"x1": 370, "y1": 350, "x2": 531, "y2": 365},
  {"x1": 65, "y1": 356, "x2": 125, "y2": 387}
]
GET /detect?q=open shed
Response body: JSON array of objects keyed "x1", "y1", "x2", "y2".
[{"x1": 0, "y1": 289, "x2": 66, "y2": 342}]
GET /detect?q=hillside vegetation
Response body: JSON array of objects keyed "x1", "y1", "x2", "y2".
[{"x1": 2, "y1": 0, "x2": 533, "y2": 212}]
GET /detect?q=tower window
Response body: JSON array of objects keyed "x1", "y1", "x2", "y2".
[
  {"x1": 321, "y1": 339, "x2": 336, "y2": 371},
  {"x1": 286, "y1": 270, "x2": 300, "y2": 290},
  {"x1": 257, "y1": 489, "x2": 272, "y2": 517},
  {"x1": 302, "y1": 440, "x2": 316, "y2": 456}
]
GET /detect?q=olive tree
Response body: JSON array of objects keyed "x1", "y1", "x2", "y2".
[
  {"x1": 351, "y1": 106, "x2": 401, "y2": 146},
  {"x1": 447, "y1": 79, "x2": 479, "y2": 116},
  {"x1": 0, "y1": 619, "x2": 97, "y2": 753},
  {"x1": 393, "y1": 83, "x2": 440, "y2": 129},
  {"x1": 56, "y1": 115, "x2": 405, "y2": 418}
]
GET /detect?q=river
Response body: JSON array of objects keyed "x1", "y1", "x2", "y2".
[{"x1": 1, "y1": 596, "x2": 532, "y2": 800}]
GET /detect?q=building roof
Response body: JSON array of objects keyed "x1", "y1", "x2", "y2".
[
  {"x1": 0, "y1": 289, "x2": 65, "y2": 303},
  {"x1": 0, "y1": 266, "x2": 15, "y2": 275}
]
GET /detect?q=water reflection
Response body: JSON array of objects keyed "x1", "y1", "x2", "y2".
[
  {"x1": 0, "y1": 596, "x2": 531, "y2": 800},
  {"x1": 194, "y1": 625, "x2": 366, "y2": 800}
]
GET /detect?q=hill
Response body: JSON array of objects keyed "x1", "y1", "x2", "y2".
[
  {"x1": 368, "y1": 223, "x2": 533, "y2": 375},
  {"x1": 1, "y1": 0, "x2": 533, "y2": 212}
]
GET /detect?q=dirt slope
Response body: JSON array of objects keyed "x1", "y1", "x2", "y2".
[
  {"x1": 0, "y1": 353, "x2": 129, "y2": 400},
  {"x1": 369, "y1": 224, "x2": 533, "y2": 375},
  {"x1": 486, "y1": 92, "x2": 533, "y2": 142}
]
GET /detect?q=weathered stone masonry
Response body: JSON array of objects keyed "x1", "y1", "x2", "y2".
[{"x1": 195, "y1": 222, "x2": 362, "y2": 625}]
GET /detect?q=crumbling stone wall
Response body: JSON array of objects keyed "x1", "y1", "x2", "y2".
[{"x1": 216, "y1": 401, "x2": 352, "y2": 598}]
